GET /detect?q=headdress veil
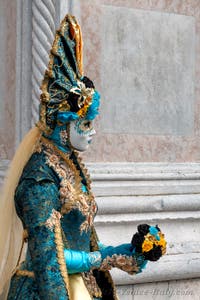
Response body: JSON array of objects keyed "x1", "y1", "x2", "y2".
[{"x1": 0, "y1": 14, "x2": 100, "y2": 299}]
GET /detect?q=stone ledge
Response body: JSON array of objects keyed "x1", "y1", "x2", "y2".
[
  {"x1": 95, "y1": 211, "x2": 200, "y2": 223},
  {"x1": 110, "y1": 253, "x2": 200, "y2": 285},
  {"x1": 88, "y1": 163, "x2": 200, "y2": 283},
  {"x1": 87, "y1": 163, "x2": 200, "y2": 196},
  {"x1": 95, "y1": 194, "x2": 200, "y2": 214}
]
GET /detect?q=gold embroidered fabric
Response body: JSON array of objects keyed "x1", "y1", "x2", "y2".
[
  {"x1": 82, "y1": 271, "x2": 102, "y2": 298},
  {"x1": 100, "y1": 254, "x2": 139, "y2": 275},
  {"x1": 40, "y1": 137, "x2": 98, "y2": 233}
]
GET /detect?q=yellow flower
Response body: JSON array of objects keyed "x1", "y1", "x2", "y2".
[
  {"x1": 142, "y1": 240, "x2": 153, "y2": 252},
  {"x1": 157, "y1": 239, "x2": 167, "y2": 248}
]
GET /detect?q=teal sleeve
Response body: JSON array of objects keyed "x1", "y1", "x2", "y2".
[
  {"x1": 99, "y1": 243, "x2": 132, "y2": 259},
  {"x1": 64, "y1": 249, "x2": 102, "y2": 274},
  {"x1": 15, "y1": 179, "x2": 69, "y2": 300}
]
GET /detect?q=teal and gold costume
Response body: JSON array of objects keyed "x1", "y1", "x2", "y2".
[
  {"x1": 7, "y1": 139, "x2": 118, "y2": 299},
  {"x1": 6, "y1": 14, "x2": 166, "y2": 300}
]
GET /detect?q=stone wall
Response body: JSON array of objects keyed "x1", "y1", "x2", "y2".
[
  {"x1": 74, "y1": 1, "x2": 200, "y2": 297},
  {"x1": 77, "y1": 0, "x2": 200, "y2": 163},
  {"x1": 0, "y1": 0, "x2": 199, "y2": 299},
  {"x1": 0, "y1": 0, "x2": 16, "y2": 160},
  {"x1": 88, "y1": 162, "x2": 200, "y2": 299}
]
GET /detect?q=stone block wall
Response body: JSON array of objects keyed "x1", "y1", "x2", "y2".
[
  {"x1": 0, "y1": 0, "x2": 199, "y2": 299},
  {"x1": 76, "y1": 0, "x2": 200, "y2": 163}
]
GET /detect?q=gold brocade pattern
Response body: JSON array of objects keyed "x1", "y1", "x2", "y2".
[
  {"x1": 100, "y1": 254, "x2": 139, "y2": 275},
  {"x1": 68, "y1": 15, "x2": 83, "y2": 76},
  {"x1": 45, "y1": 209, "x2": 62, "y2": 231},
  {"x1": 82, "y1": 271, "x2": 102, "y2": 298},
  {"x1": 15, "y1": 221, "x2": 72, "y2": 299},
  {"x1": 54, "y1": 221, "x2": 72, "y2": 298},
  {"x1": 40, "y1": 136, "x2": 97, "y2": 233}
]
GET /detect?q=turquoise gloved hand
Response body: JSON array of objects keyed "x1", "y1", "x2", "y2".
[
  {"x1": 99, "y1": 244, "x2": 148, "y2": 275},
  {"x1": 99, "y1": 243, "x2": 133, "y2": 260},
  {"x1": 64, "y1": 249, "x2": 102, "y2": 274},
  {"x1": 64, "y1": 244, "x2": 147, "y2": 275}
]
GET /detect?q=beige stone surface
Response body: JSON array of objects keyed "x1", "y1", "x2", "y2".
[
  {"x1": 116, "y1": 278, "x2": 200, "y2": 300},
  {"x1": 100, "y1": 7, "x2": 194, "y2": 135},
  {"x1": 0, "y1": 1, "x2": 16, "y2": 160},
  {"x1": 79, "y1": 0, "x2": 200, "y2": 163}
]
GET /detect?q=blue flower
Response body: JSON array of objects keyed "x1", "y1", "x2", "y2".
[
  {"x1": 86, "y1": 90, "x2": 100, "y2": 120},
  {"x1": 149, "y1": 226, "x2": 160, "y2": 240},
  {"x1": 57, "y1": 111, "x2": 79, "y2": 123}
]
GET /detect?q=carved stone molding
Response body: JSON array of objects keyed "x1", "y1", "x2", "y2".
[
  {"x1": 31, "y1": 0, "x2": 56, "y2": 126},
  {"x1": 15, "y1": 0, "x2": 61, "y2": 145},
  {"x1": 86, "y1": 162, "x2": 200, "y2": 284},
  {"x1": 15, "y1": 0, "x2": 33, "y2": 146}
]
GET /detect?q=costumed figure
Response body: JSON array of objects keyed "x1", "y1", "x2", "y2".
[{"x1": 0, "y1": 15, "x2": 166, "y2": 300}]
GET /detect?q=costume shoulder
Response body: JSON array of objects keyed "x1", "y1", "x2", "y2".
[{"x1": 19, "y1": 151, "x2": 60, "y2": 185}]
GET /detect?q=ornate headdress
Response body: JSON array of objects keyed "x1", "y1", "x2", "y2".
[{"x1": 38, "y1": 14, "x2": 100, "y2": 133}]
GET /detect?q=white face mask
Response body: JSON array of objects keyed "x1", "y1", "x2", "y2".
[{"x1": 69, "y1": 119, "x2": 96, "y2": 152}]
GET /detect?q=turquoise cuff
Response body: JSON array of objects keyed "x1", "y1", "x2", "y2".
[
  {"x1": 64, "y1": 249, "x2": 102, "y2": 274},
  {"x1": 97, "y1": 241, "x2": 107, "y2": 250}
]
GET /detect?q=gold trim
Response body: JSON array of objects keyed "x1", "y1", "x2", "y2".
[
  {"x1": 90, "y1": 226, "x2": 99, "y2": 251},
  {"x1": 45, "y1": 209, "x2": 62, "y2": 231},
  {"x1": 15, "y1": 224, "x2": 72, "y2": 298},
  {"x1": 73, "y1": 151, "x2": 92, "y2": 191},
  {"x1": 54, "y1": 221, "x2": 72, "y2": 299},
  {"x1": 81, "y1": 272, "x2": 102, "y2": 298},
  {"x1": 68, "y1": 15, "x2": 83, "y2": 76},
  {"x1": 36, "y1": 120, "x2": 52, "y2": 136},
  {"x1": 15, "y1": 270, "x2": 35, "y2": 278},
  {"x1": 41, "y1": 136, "x2": 81, "y2": 216},
  {"x1": 41, "y1": 136, "x2": 97, "y2": 232},
  {"x1": 41, "y1": 136, "x2": 81, "y2": 193}
]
